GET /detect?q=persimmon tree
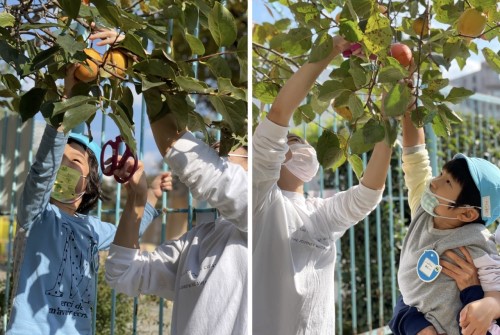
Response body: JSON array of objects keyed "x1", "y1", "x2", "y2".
[
  {"x1": 252, "y1": 0, "x2": 500, "y2": 177},
  {"x1": 0, "y1": 0, "x2": 247, "y2": 155}
]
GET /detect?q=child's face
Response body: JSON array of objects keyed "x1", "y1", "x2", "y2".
[
  {"x1": 61, "y1": 142, "x2": 91, "y2": 194},
  {"x1": 429, "y1": 169, "x2": 465, "y2": 225}
]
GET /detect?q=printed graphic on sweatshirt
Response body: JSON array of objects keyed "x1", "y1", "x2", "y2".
[
  {"x1": 45, "y1": 223, "x2": 98, "y2": 318},
  {"x1": 179, "y1": 260, "x2": 218, "y2": 290}
]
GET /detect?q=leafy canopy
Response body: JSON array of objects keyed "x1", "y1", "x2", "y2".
[
  {"x1": 0, "y1": 0, "x2": 247, "y2": 155},
  {"x1": 253, "y1": 0, "x2": 499, "y2": 177}
]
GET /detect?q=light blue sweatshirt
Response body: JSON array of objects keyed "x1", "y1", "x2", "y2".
[{"x1": 6, "y1": 125, "x2": 157, "y2": 335}]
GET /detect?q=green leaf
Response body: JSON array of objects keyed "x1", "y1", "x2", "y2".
[
  {"x1": 110, "y1": 101, "x2": 133, "y2": 129},
  {"x1": 133, "y1": 59, "x2": 176, "y2": 79},
  {"x1": 378, "y1": 65, "x2": 407, "y2": 83},
  {"x1": 363, "y1": 14, "x2": 392, "y2": 57},
  {"x1": 348, "y1": 154, "x2": 364, "y2": 180},
  {"x1": 317, "y1": 131, "x2": 343, "y2": 168},
  {"x1": 434, "y1": 0, "x2": 461, "y2": 24},
  {"x1": 209, "y1": 96, "x2": 247, "y2": 136},
  {"x1": 237, "y1": 35, "x2": 247, "y2": 83},
  {"x1": 349, "y1": 129, "x2": 375, "y2": 154},
  {"x1": 383, "y1": 83, "x2": 411, "y2": 117},
  {"x1": 143, "y1": 89, "x2": 163, "y2": 123},
  {"x1": 31, "y1": 46, "x2": 61, "y2": 71},
  {"x1": 0, "y1": 40, "x2": 29, "y2": 74},
  {"x1": 348, "y1": 93, "x2": 364, "y2": 119},
  {"x1": 165, "y1": 94, "x2": 193, "y2": 130},
  {"x1": 289, "y1": 3, "x2": 320, "y2": 26},
  {"x1": 363, "y1": 119, "x2": 385, "y2": 143},
  {"x1": 482, "y1": 48, "x2": 500, "y2": 73},
  {"x1": 56, "y1": 35, "x2": 85, "y2": 55},
  {"x1": 19, "y1": 88, "x2": 46, "y2": 122},
  {"x1": 185, "y1": 33, "x2": 205, "y2": 55},
  {"x1": 318, "y1": 80, "x2": 350, "y2": 101},
  {"x1": 60, "y1": 0, "x2": 81, "y2": 20},
  {"x1": 218, "y1": 78, "x2": 246, "y2": 100},
  {"x1": 349, "y1": 58, "x2": 369, "y2": 89},
  {"x1": 108, "y1": 112, "x2": 137, "y2": 154},
  {"x1": 175, "y1": 76, "x2": 210, "y2": 93},
  {"x1": 297, "y1": 104, "x2": 315, "y2": 124},
  {"x1": 309, "y1": 33, "x2": 333, "y2": 63},
  {"x1": 427, "y1": 78, "x2": 449, "y2": 92},
  {"x1": 282, "y1": 28, "x2": 312, "y2": 56},
  {"x1": 253, "y1": 82, "x2": 280, "y2": 104},
  {"x1": 205, "y1": 57, "x2": 232, "y2": 79},
  {"x1": 0, "y1": 12, "x2": 15, "y2": 28},
  {"x1": 187, "y1": 110, "x2": 208, "y2": 137},
  {"x1": 120, "y1": 33, "x2": 147, "y2": 59},
  {"x1": 383, "y1": 117, "x2": 399, "y2": 147},
  {"x1": 2, "y1": 73, "x2": 21, "y2": 91},
  {"x1": 339, "y1": 20, "x2": 363, "y2": 42},
  {"x1": 61, "y1": 104, "x2": 97, "y2": 131},
  {"x1": 438, "y1": 104, "x2": 462, "y2": 124},
  {"x1": 432, "y1": 112, "x2": 450, "y2": 137},
  {"x1": 445, "y1": 87, "x2": 474, "y2": 104},
  {"x1": 208, "y1": 2, "x2": 237, "y2": 47},
  {"x1": 53, "y1": 96, "x2": 97, "y2": 116}
]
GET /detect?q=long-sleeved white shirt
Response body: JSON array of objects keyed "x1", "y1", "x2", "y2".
[
  {"x1": 252, "y1": 118, "x2": 384, "y2": 334},
  {"x1": 105, "y1": 132, "x2": 248, "y2": 335}
]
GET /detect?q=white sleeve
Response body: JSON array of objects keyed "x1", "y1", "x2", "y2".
[
  {"x1": 252, "y1": 118, "x2": 288, "y2": 215},
  {"x1": 315, "y1": 184, "x2": 383, "y2": 235},
  {"x1": 164, "y1": 132, "x2": 247, "y2": 232},
  {"x1": 105, "y1": 242, "x2": 183, "y2": 300},
  {"x1": 474, "y1": 253, "x2": 500, "y2": 292}
]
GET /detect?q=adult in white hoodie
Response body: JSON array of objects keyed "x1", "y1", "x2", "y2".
[
  {"x1": 253, "y1": 34, "x2": 393, "y2": 334},
  {"x1": 105, "y1": 113, "x2": 248, "y2": 335}
]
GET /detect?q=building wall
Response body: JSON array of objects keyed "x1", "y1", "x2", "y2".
[{"x1": 450, "y1": 62, "x2": 500, "y2": 119}]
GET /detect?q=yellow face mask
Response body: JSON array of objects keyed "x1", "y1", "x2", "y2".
[{"x1": 51, "y1": 165, "x2": 87, "y2": 203}]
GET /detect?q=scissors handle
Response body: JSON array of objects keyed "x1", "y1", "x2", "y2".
[{"x1": 100, "y1": 136, "x2": 139, "y2": 184}]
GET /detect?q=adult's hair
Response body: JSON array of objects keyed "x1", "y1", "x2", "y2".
[
  {"x1": 443, "y1": 158, "x2": 484, "y2": 224},
  {"x1": 68, "y1": 139, "x2": 102, "y2": 214}
]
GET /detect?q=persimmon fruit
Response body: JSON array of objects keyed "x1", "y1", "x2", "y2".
[
  {"x1": 390, "y1": 43, "x2": 412, "y2": 67},
  {"x1": 75, "y1": 48, "x2": 102, "y2": 83}
]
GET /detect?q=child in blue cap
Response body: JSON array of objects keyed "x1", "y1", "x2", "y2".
[
  {"x1": 389, "y1": 96, "x2": 500, "y2": 335},
  {"x1": 5, "y1": 63, "x2": 165, "y2": 334}
]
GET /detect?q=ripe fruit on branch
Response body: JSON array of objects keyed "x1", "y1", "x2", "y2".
[
  {"x1": 100, "y1": 49, "x2": 128, "y2": 78},
  {"x1": 412, "y1": 17, "x2": 429, "y2": 37},
  {"x1": 75, "y1": 48, "x2": 102, "y2": 83},
  {"x1": 390, "y1": 43, "x2": 412, "y2": 67},
  {"x1": 457, "y1": 8, "x2": 487, "y2": 37}
]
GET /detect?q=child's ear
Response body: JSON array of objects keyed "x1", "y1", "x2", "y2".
[{"x1": 457, "y1": 207, "x2": 480, "y2": 223}]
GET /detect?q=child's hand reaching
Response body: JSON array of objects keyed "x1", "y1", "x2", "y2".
[{"x1": 89, "y1": 24, "x2": 124, "y2": 46}]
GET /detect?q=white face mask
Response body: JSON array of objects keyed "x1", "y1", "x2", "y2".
[
  {"x1": 420, "y1": 182, "x2": 477, "y2": 220},
  {"x1": 282, "y1": 143, "x2": 319, "y2": 183}
]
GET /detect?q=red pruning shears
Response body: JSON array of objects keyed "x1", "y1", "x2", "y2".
[{"x1": 100, "y1": 136, "x2": 138, "y2": 183}]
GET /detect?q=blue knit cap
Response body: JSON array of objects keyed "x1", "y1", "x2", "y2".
[
  {"x1": 68, "y1": 123, "x2": 102, "y2": 177},
  {"x1": 454, "y1": 153, "x2": 500, "y2": 226}
]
